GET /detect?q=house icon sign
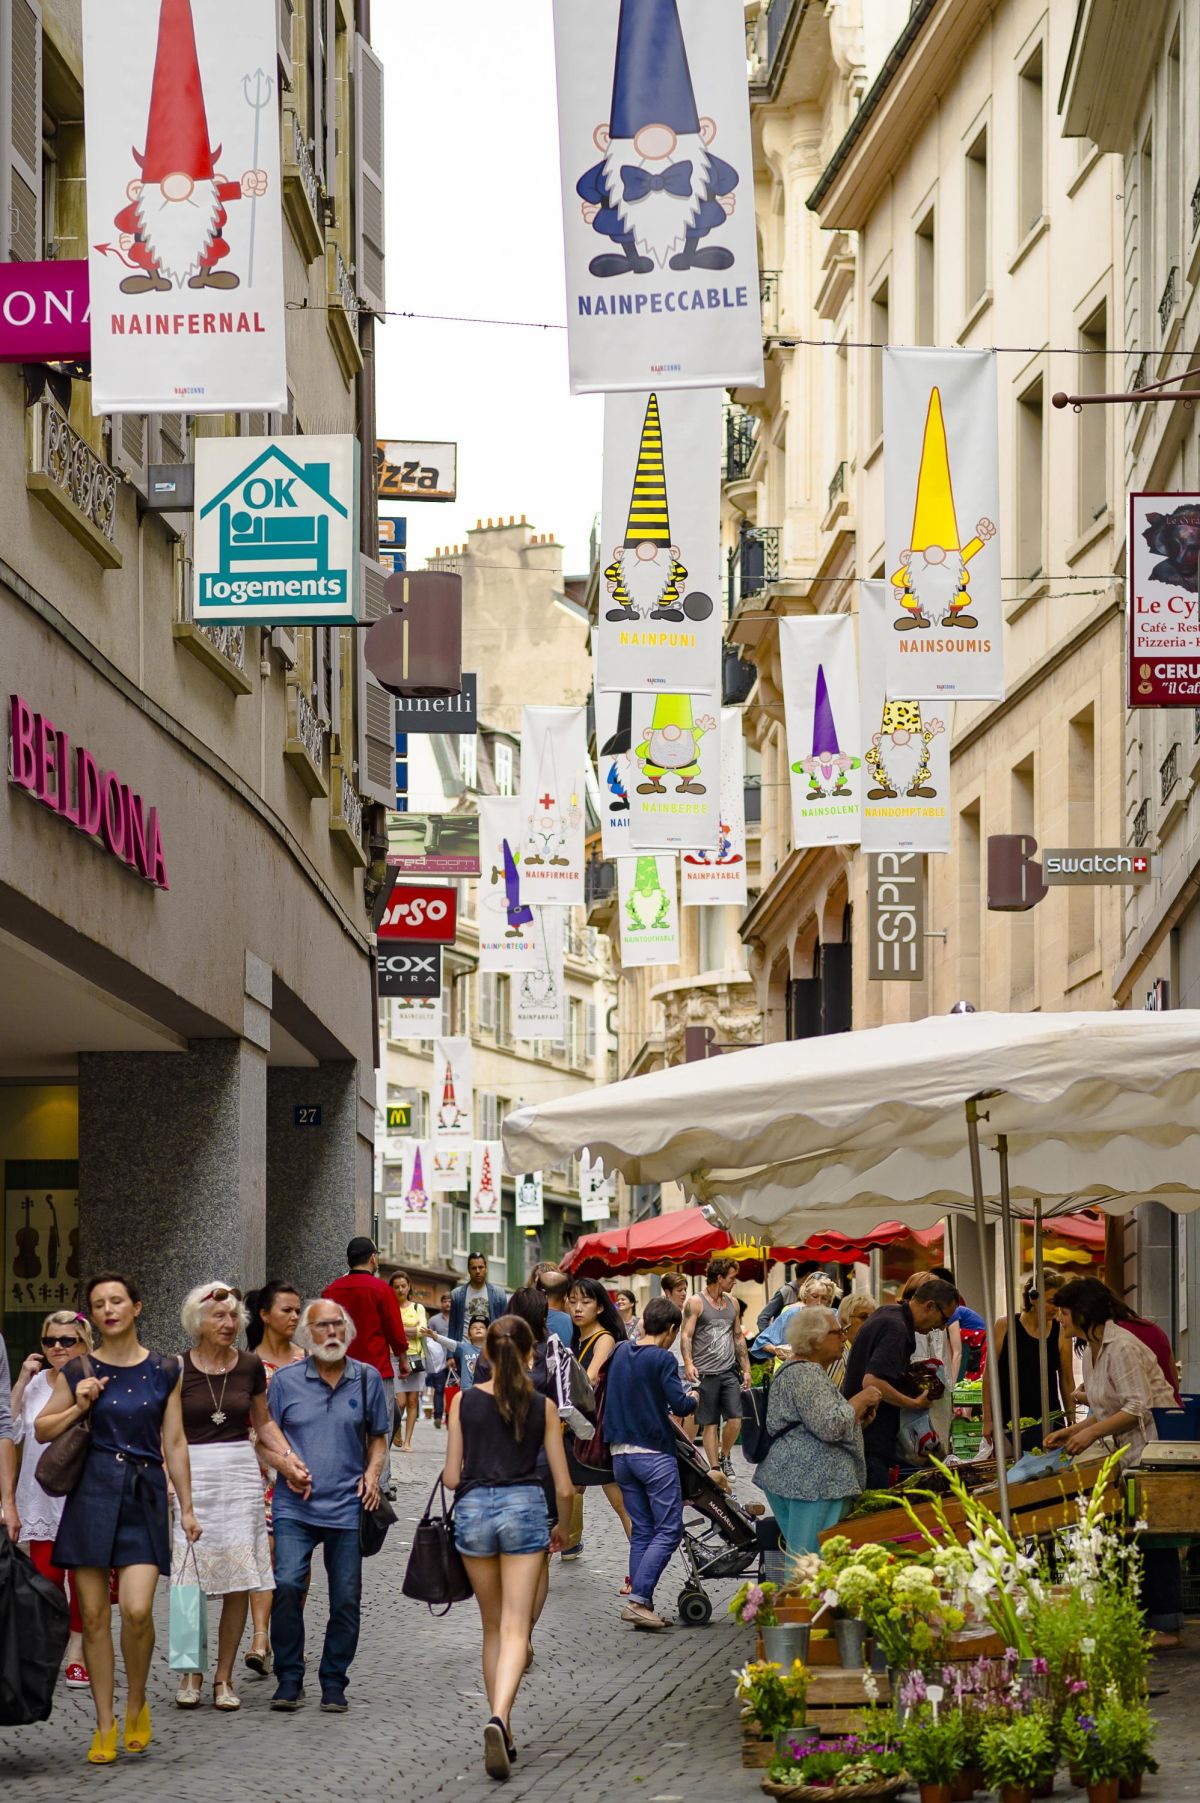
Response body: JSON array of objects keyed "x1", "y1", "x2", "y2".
[{"x1": 194, "y1": 437, "x2": 360, "y2": 624}]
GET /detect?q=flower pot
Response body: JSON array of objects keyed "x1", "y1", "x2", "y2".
[
  {"x1": 833, "y1": 1616, "x2": 868, "y2": 1669},
  {"x1": 775, "y1": 1725, "x2": 806, "y2": 1756},
  {"x1": 999, "y1": 1786, "x2": 1032, "y2": 1803},
  {"x1": 1087, "y1": 1783, "x2": 1120, "y2": 1803},
  {"x1": 1033, "y1": 1778, "x2": 1055, "y2": 1797},
  {"x1": 950, "y1": 1773, "x2": 980, "y2": 1802},
  {"x1": 762, "y1": 1622, "x2": 811, "y2": 1667},
  {"x1": 919, "y1": 1785, "x2": 952, "y2": 1803},
  {"x1": 867, "y1": 1639, "x2": 889, "y2": 1673},
  {"x1": 1118, "y1": 1779, "x2": 1144, "y2": 1800}
]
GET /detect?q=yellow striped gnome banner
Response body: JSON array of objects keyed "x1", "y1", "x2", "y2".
[{"x1": 597, "y1": 388, "x2": 722, "y2": 694}]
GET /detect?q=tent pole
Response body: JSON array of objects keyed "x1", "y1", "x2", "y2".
[
  {"x1": 1034, "y1": 1198, "x2": 1051, "y2": 1443},
  {"x1": 996, "y1": 1135, "x2": 1023, "y2": 1462},
  {"x1": 966, "y1": 1099, "x2": 1010, "y2": 1528}
]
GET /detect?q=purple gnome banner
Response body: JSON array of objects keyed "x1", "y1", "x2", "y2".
[{"x1": 779, "y1": 615, "x2": 862, "y2": 848}]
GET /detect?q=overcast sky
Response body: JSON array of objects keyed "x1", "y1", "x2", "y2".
[{"x1": 372, "y1": 1, "x2": 602, "y2": 577}]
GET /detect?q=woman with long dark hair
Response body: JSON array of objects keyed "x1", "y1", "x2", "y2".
[
  {"x1": 444, "y1": 1314, "x2": 574, "y2": 1781},
  {"x1": 564, "y1": 1277, "x2": 632, "y2": 1575},
  {"x1": 243, "y1": 1280, "x2": 305, "y2": 1677}
]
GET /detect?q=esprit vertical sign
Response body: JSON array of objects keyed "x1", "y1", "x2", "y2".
[
  {"x1": 8, "y1": 695, "x2": 169, "y2": 888},
  {"x1": 1128, "y1": 494, "x2": 1200, "y2": 705},
  {"x1": 867, "y1": 853, "x2": 924, "y2": 981}
]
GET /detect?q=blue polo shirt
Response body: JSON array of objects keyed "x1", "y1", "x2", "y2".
[
  {"x1": 267, "y1": 1356, "x2": 389, "y2": 1531},
  {"x1": 546, "y1": 1307, "x2": 574, "y2": 1345}
]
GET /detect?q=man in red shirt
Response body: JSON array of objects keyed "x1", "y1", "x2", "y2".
[{"x1": 323, "y1": 1238, "x2": 409, "y2": 1474}]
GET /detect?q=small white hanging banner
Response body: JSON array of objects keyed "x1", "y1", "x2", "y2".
[
  {"x1": 478, "y1": 796, "x2": 540, "y2": 972},
  {"x1": 681, "y1": 706, "x2": 748, "y2": 904},
  {"x1": 617, "y1": 854, "x2": 680, "y2": 967},
  {"x1": 515, "y1": 1172, "x2": 545, "y2": 1228},
  {"x1": 859, "y1": 582, "x2": 952, "y2": 854},
  {"x1": 520, "y1": 706, "x2": 587, "y2": 904},
  {"x1": 430, "y1": 1038, "x2": 473, "y2": 1145},
  {"x1": 429, "y1": 1146, "x2": 469, "y2": 1193},
  {"x1": 512, "y1": 909, "x2": 568, "y2": 1041},
  {"x1": 469, "y1": 1142, "x2": 504, "y2": 1236},
  {"x1": 579, "y1": 1153, "x2": 613, "y2": 1223},
  {"x1": 779, "y1": 615, "x2": 862, "y2": 848}
]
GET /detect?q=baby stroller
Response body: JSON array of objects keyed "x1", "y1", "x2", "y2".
[{"x1": 673, "y1": 1431, "x2": 765, "y2": 1625}]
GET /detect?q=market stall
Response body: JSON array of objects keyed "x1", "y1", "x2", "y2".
[{"x1": 562, "y1": 1204, "x2": 943, "y2": 1281}]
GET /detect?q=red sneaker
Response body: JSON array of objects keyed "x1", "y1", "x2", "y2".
[{"x1": 65, "y1": 1663, "x2": 90, "y2": 1689}]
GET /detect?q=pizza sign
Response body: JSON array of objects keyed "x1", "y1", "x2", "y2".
[{"x1": 377, "y1": 884, "x2": 458, "y2": 943}]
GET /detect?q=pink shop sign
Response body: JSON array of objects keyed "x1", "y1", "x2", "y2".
[{"x1": 0, "y1": 261, "x2": 91, "y2": 363}]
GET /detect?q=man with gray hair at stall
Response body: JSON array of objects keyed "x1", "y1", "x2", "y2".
[{"x1": 265, "y1": 1299, "x2": 389, "y2": 1715}]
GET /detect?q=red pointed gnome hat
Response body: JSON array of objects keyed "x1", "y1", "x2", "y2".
[
  {"x1": 441, "y1": 1061, "x2": 457, "y2": 1108},
  {"x1": 135, "y1": 0, "x2": 220, "y2": 183}
]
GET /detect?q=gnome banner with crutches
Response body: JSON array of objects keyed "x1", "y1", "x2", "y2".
[
  {"x1": 627, "y1": 692, "x2": 721, "y2": 849},
  {"x1": 552, "y1": 0, "x2": 763, "y2": 394},
  {"x1": 883, "y1": 348, "x2": 1004, "y2": 701},
  {"x1": 512, "y1": 908, "x2": 568, "y2": 1040},
  {"x1": 82, "y1": 0, "x2": 286, "y2": 413},
  {"x1": 597, "y1": 389, "x2": 723, "y2": 693},
  {"x1": 519, "y1": 707, "x2": 588, "y2": 903},
  {"x1": 779, "y1": 615, "x2": 862, "y2": 848},
  {"x1": 859, "y1": 582, "x2": 952, "y2": 855}
]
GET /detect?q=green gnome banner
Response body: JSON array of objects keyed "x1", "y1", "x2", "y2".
[
  {"x1": 628, "y1": 692, "x2": 720, "y2": 850},
  {"x1": 617, "y1": 854, "x2": 680, "y2": 967},
  {"x1": 780, "y1": 615, "x2": 862, "y2": 848}
]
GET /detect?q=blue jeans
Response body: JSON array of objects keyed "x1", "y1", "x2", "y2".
[
  {"x1": 272, "y1": 1518, "x2": 362, "y2": 1697},
  {"x1": 613, "y1": 1451, "x2": 683, "y2": 1609}
]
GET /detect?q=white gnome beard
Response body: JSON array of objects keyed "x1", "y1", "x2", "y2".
[
  {"x1": 136, "y1": 180, "x2": 221, "y2": 283},
  {"x1": 604, "y1": 135, "x2": 710, "y2": 267},
  {"x1": 616, "y1": 551, "x2": 673, "y2": 614},
  {"x1": 644, "y1": 728, "x2": 695, "y2": 771},
  {"x1": 904, "y1": 554, "x2": 968, "y2": 618},
  {"x1": 875, "y1": 734, "x2": 925, "y2": 793}
]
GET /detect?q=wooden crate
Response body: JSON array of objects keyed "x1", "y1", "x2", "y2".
[
  {"x1": 740, "y1": 1713, "x2": 776, "y2": 1769},
  {"x1": 1130, "y1": 1469, "x2": 1200, "y2": 1535},
  {"x1": 740, "y1": 1676, "x2": 889, "y2": 1763},
  {"x1": 824, "y1": 1467, "x2": 1121, "y2": 1552}
]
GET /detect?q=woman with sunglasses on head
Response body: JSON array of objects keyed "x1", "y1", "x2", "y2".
[
  {"x1": 11, "y1": 1310, "x2": 98, "y2": 1690},
  {"x1": 563, "y1": 1277, "x2": 632, "y2": 1576},
  {"x1": 36, "y1": 1272, "x2": 200, "y2": 1765},
  {"x1": 172, "y1": 1282, "x2": 309, "y2": 1714},
  {"x1": 243, "y1": 1280, "x2": 305, "y2": 1678}
]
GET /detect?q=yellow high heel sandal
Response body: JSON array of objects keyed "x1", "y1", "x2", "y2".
[
  {"x1": 87, "y1": 1723, "x2": 119, "y2": 1765},
  {"x1": 124, "y1": 1702, "x2": 152, "y2": 1754}
]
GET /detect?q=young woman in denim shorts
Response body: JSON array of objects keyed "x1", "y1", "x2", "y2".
[{"x1": 444, "y1": 1314, "x2": 574, "y2": 1781}]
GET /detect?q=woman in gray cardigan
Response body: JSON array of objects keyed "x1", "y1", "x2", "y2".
[{"x1": 756, "y1": 1306, "x2": 880, "y2": 1554}]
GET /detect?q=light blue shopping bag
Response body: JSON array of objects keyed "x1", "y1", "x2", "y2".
[{"x1": 168, "y1": 1543, "x2": 209, "y2": 1673}]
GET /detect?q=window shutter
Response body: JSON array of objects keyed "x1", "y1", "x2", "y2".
[
  {"x1": 156, "y1": 413, "x2": 188, "y2": 465},
  {"x1": 356, "y1": 631, "x2": 397, "y2": 807},
  {"x1": 111, "y1": 412, "x2": 149, "y2": 496},
  {"x1": 362, "y1": 552, "x2": 388, "y2": 622},
  {"x1": 277, "y1": 0, "x2": 294, "y2": 89},
  {"x1": 585, "y1": 1003, "x2": 597, "y2": 1062},
  {"x1": 309, "y1": 0, "x2": 326, "y2": 189},
  {"x1": 324, "y1": 0, "x2": 337, "y2": 205},
  {"x1": 0, "y1": 0, "x2": 41, "y2": 262},
  {"x1": 479, "y1": 971, "x2": 496, "y2": 1033},
  {"x1": 353, "y1": 33, "x2": 385, "y2": 314}
]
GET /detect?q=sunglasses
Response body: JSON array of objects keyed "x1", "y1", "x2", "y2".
[
  {"x1": 43, "y1": 1334, "x2": 82, "y2": 1349},
  {"x1": 200, "y1": 1286, "x2": 242, "y2": 1304}
]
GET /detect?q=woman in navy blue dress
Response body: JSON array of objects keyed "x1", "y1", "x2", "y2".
[{"x1": 36, "y1": 1271, "x2": 200, "y2": 1765}]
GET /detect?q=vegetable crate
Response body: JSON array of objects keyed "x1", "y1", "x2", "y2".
[{"x1": 820, "y1": 1467, "x2": 1122, "y2": 1552}]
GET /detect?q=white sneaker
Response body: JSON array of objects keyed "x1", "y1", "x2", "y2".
[{"x1": 720, "y1": 1454, "x2": 736, "y2": 1479}]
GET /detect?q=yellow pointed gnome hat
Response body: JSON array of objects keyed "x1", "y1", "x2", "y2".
[
  {"x1": 624, "y1": 394, "x2": 672, "y2": 547},
  {"x1": 649, "y1": 693, "x2": 695, "y2": 733},
  {"x1": 908, "y1": 387, "x2": 961, "y2": 552}
]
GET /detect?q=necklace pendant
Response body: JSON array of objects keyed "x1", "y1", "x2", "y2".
[{"x1": 211, "y1": 1409, "x2": 227, "y2": 1425}]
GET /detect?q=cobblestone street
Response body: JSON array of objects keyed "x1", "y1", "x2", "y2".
[{"x1": 5, "y1": 1434, "x2": 1199, "y2": 1800}]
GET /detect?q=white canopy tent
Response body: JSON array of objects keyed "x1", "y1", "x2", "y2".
[{"x1": 505, "y1": 1011, "x2": 1200, "y2": 1521}]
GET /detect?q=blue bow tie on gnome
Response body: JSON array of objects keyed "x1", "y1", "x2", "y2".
[{"x1": 620, "y1": 162, "x2": 694, "y2": 202}]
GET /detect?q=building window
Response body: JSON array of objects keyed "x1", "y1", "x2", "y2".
[
  {"x1": 965, "y1": 127, "x2": 989, "y2": 308},
  {"x1": 496, "y1": 975, "x2": 512, "y2": 1047},
  {"x1": 1068, "y1": 708, "x2": 1096, "y2": 963},
  {"x1": 459, "y1": 734, "x2": 478, "y2": 789},
  {"x1": 1017, "y1": 46, "x2": 1044, "y2": 238},
  {"x1": 479, "y1": 1092, "x2": 500, "y2": 1140},
  {"x1": 453, "y1": 974, "x2": 472, "y2": 1038},
  {"x1": 697, "y1": 906, "x2": 725, "y2": 974},
  {"x1": 958, "y1": 802, "x2": 982, "y2": 1006},
  {"x1": 1010, "y1": 755, "x2": 1036, "y2": 1000},
  {"x1": 585, "y1": 1002, "x2": 597, "y2": 1063},
  {"x1": 487, "y1": 1217, "x2": 509, "y2": 1288},
  {"x1": 478, "y1": 970, "x2": 497, "y2": 1034},
  {"x1": 1140, "y1": 127, "x2": 1154, "y2": 343},
  {"x1": 453, "y1": 1206, "x2": 469, "y2": 1257},
  {"x1": 869, "y1": 279, "x2": 889, "y2": 442},
  {"x1": 438, "y1": 1202, "x2": 453, "y2": 1262},
  {"x1": 1078, "y1": 303, "x2": 1108, "y2": 533},
  {"x1": 494, "y1": 741, "x2": 514, "y2": 797},
  {"x1": 1166, "y1": 34, "x2": 1181, "y2": 282},
  {"x1": 394, "y1": 730, "x2": 409, "y2": 813},
  {"x1": 1016, "y1": 378, "x2": 1044, "y2": 579},
  {"x1": 915, "y1": 210, "x2": 935, "y2": 345}
]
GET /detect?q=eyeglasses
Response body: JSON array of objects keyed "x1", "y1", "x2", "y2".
[
  {"x1": 200, "y1": 1286, "x2": 242, "y2": 1304},
  {"x1": 42, "y1": 1334, "x2": 81, "y2": 1349}
]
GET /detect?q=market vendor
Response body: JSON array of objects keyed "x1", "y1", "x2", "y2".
[
  {"x1": 840, "y1": 1277, "x2": 959, "y2": 1487},
  {"x1": 1044, "y1": 1283, "x2": 1184, "y2": 1646}
]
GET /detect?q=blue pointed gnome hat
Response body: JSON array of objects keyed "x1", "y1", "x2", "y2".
[
  {"x1": 811, "y1": 664, "x2": 841, "y2": 757},
  {"x1": 610, "y1": 0, "x2": 701, "y2": 139}
]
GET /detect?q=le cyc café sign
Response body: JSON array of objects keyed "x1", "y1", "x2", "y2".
[{"x1": 8, "y1": 695, "x2": 169, "y2": 889}]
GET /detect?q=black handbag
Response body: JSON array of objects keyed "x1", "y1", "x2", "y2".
[
  {"x1": 0, "y1": 1529, "x2": 70, "y2": 1723},
  {"x1": 401, "y1": 1477, "x2": 473, "y2": 1615},
  {"x1": 36, "y1": 1355, "x2": 94, "y2": 1498},
  {"x1": 357, "y1": 1366, "x2": 396, "y2": 1558}
]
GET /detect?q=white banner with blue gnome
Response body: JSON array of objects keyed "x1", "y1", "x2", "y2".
[
  {"x1": 552, "y1": 0, "x2": 763, "y2": 394},
  {"x1": 519, "y1": 706, "x2": 588, "y2": 905},
  {"x1": 597, "y1": 389, "x2": 722, "y2": 693},
  {"x1": 779, "y1": 615, "x2": 862, "y2": 849},
  {"x1": 478, "y1": 796, "x2": 542, "y2": 973},
  {"x1": 627, "y1": 692, "x2": 721, "y2": 850},
  {"x1": 859, "y1": 583, "x2": 952, "y2": 855},
  {"x1": 883, "y1": 348, "x2": 1004, "y2": 702},
  {"x1": 616, "y1": 853, "x2": 680, "y2": 968},
  {"x1": 681, "y1": 706, "x2": 748, "y2": 905},
  {"x1": 595, "y1": 687, "x2": 635, "y2": 858}
]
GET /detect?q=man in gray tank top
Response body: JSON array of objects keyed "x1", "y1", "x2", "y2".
[{"x1": 679, "y1": 1258, "x2": 751, "y2": 1479}]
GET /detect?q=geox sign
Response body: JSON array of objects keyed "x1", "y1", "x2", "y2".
[{"x1": 377, "y1": 945, "x2": 442, "y2": 999}]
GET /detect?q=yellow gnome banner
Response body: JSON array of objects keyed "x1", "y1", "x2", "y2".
[
  {"x1": 859, "y1": 582, "x2": 951, "y2": 855},
  {"x1": 883, "y1": 349, "x2": 1004, "y2": 702}
]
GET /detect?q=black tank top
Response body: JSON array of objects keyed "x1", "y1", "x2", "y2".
[
  {"x1": 998, "y1": 1314, "x2": 1062, "y2": 1432},
  {"x1": 459, "y1": 1387, "x2": 548, "y2": 1493}
]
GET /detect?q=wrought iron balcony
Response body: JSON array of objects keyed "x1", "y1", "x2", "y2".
[
  {"x1": 1194, "y1": 707, "x2": 1200, "y2": 745},
  {"x1": 1159, "y1": 266, "x2": 1178, "y2": 336},
  {"x1": 325, "y1": 236, "x2": 363, "y2": 381},
  {"x1": 284, "y1": 679, "x2": 328, "y2": 797},
  {"x1": 724, "y1": 407, "x2": 758, "y2": 483},
  {"x1": 827, "y1": 460, "x2": 846, "y2": 512},
  {"x1": 727, "y1": 524, "x2": 780, "y2": 615},
  {"x1": 329, "y1": 752, "x2": 367, "y2": 866},
  {"x1": 1160, "y1": 742, "x2": 1180, "y2": 807},
  {"x1": 281, "y1": 107, "x2": 325, "y2": 265},
  {"x1": 200, "y1": 622, "x2": 247, "y2": 670},
  {"x1": 722, "y1": 646, "x2": 756, "y2": 705},
  {"x1": 1133, "y1": 800, "x2": 1150, "y2": 847},
  {"x1": 585, "y1": 855, "x2": 617, "y2": 907},
  {"x1": 27, "y1": 401, "x2": 120, "y2": 568},
  {"x1": 765, "y1": 0, "x2": 800, "y2": 77}
]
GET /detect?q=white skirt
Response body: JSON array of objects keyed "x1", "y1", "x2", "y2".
[{"x1": 172, "y1": 1440, "x2": 275, "y2": 1597}]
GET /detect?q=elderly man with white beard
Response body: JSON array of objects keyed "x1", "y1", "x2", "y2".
[
  {"x1": 265, "y1": 1299, "x2": 389, "y2": 1716},
  {"x1": 577, "y1": 0, "x2": 739, "y2": 279}
]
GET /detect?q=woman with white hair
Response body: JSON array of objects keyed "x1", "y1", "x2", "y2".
[
  {"x1": 754, "y1": 1306, "x2": 881, "y2": 1554},
  {"x1": 173, "y1": 1283, "x2": 307, "y2": 1713},
  {"x1": 832, "y1": 1293, "x2": 878, "y2": 1388}
]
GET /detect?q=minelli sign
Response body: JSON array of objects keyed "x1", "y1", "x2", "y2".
[
  {"x1": 1129, "y1": 493, "x2": 1200, "y2": 705},
  {"x1": 8, "y1": 695, "x2": 169, "y2": 889},
  {"x1": 0, "y1": 262, "x2": 92, "y2": 364}
]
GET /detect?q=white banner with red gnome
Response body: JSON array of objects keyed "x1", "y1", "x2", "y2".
[
  {"x1": 681, "y1": 706, "x2": 748, "y2": 904},
  {"x1": 595, "y1": 687, "x2": 635, "y2": 858},
  {"x1": 82, "y1": 0, "x2": 286, "y2": 414},
  {"x1": 469, "y1": 1142, "x2": 504, "y2": 1236},
  {"x1": 859, "y1": 582, "x2": 952, "y2": 855},
  {"x1": 616, "y1": 853, "x2": 680, "y2": 967},
  {"x1": 780, "y1": 615, "x2": 862, "y2": 848},
  {"x1": 597, "y1": 389, "x2": 722, "y2": 693},
  {"x1": 883, "y1": 348, "x2": 1003, "y2": 702},
  {"x1": 430, "y1": 1037, "x2": 473, "y2": 1146},
  {"x1": 627, "y1": 691, "x2": 721, "y2": 850},
  {"x1": 552, "y1": 0, "x2": 763, "y2": 395},
  {"x1": 519, "y1": 706, "x2": 587, "y2": 904}
]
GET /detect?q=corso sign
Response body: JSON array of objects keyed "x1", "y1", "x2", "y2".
[
  {"x1": 378, "y1": 883, "x2": 458, "y2": 943},
  {"x1": 193, "y1": 437, "x2": 360, "y2": 624}
]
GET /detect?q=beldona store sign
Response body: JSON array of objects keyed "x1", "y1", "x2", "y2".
[
  {"x1": 8, "y1": 695, "x2": 169, "y2": 889},
  {"x1": 0, "y1": 263, "x2": 92, "y2": 364}
]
